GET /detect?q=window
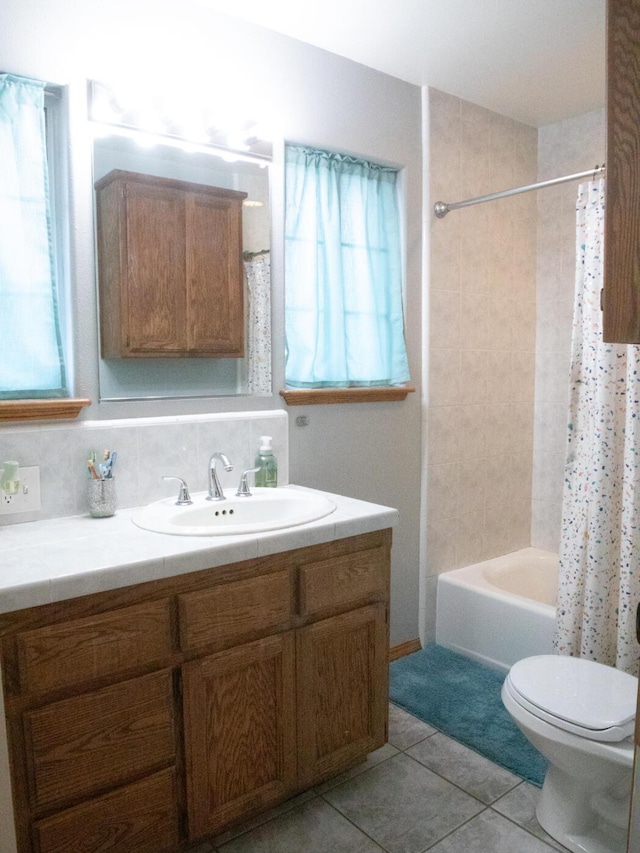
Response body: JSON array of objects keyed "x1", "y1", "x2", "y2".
[
  {"x1": 0, "y1": 74, "x2": 67, "y2": 400},
  {"x1": 284, "y1": 145, "x2": 410, "y2": 394}
]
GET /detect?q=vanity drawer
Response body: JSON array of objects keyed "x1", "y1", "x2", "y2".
[
  {"x1": 23, "y1": 669, "x2": 176, "y2": 813},
  {"x1": 16, "y1": 599, "x2": 172, "y2": 694},
  {"x1": 33, "y1": 767, "x2": 180, "y2": 853},
  {"x1": 179, "y1": 569, "x2": 294, "y2": 652},
  {"x1": 299, "y1": 547, "x2": 388, "y2": 618}
]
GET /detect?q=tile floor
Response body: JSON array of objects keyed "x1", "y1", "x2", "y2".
[{"x1": 187, "y1": 703, "x2": 570, "y2": 853}]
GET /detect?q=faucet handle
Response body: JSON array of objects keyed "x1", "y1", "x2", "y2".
[
  {"x1": 162, "y1": 476, "x2": 193, "y2": 506},
  {"x1": 236, "y1": 467, "x2": 261, "y2": 497}
]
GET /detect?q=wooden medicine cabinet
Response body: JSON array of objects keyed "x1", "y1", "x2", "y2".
[{"x1": 95, "y1": 170, "x2": 247, "y2": 358}]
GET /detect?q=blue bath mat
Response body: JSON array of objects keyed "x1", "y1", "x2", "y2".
[{"x1": 389, "y1": 644, "x2": 548, "y2": 787}]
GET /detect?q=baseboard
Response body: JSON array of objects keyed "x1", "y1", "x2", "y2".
[{"x1": 389, "y1": 638, "x2": 421, "y2": 661}]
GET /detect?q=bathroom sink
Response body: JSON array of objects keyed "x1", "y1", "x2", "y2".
[{"x1": 132, "y1": 487, "x2": 337, "y2": 536}]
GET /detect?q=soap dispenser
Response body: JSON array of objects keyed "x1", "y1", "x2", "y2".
[{"x1": 254, "y1": 435, "x2": 277, "y2": 488}]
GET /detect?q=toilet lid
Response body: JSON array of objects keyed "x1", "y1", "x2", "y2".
[{"x1": 507, "y1": 655, "x2": 638, "y2": 742}]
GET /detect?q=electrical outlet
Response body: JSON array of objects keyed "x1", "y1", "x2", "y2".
[{"x1": 0, "y1": 466, "x2": 41, "y2": 515}]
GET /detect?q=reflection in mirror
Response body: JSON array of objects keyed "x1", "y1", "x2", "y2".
[{"x1": 92, "y1": 124, "x2": 271, "y2": 401}]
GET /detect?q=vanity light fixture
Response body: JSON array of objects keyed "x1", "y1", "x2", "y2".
[
  {"x1": 88, "y1": 79, "x2": 272, "y2": 162},
  {"x1": 89, "y1": 121, "x2": 269, "y2": 169}
]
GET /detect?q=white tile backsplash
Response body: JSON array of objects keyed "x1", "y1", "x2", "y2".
[{"x1": 0, "y1": 410, "x2": 288, "y2": 526}]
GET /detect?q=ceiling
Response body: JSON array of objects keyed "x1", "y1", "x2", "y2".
[{"x1": 196, "y1": 0, "x2": 606, "y2": 127}]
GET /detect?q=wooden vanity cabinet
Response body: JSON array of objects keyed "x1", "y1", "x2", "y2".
[
  {"x1": 95, "y1": 170, "x2": 247, "y2": 358},
  {"x1": 0, "y1": 529, "x2": 391, "y2": 853}
]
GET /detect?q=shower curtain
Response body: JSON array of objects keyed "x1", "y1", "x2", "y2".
[
  {"x1": 243, "y1": 251, "x2": 271, "y2": 396},
  {"x1": 554, "y1": 179, "x2": 640, "y2": 676}
]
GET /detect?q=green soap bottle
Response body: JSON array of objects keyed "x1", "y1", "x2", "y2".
[{"x1": 254, "y1": 435, "x2": 278, "y2": 488}]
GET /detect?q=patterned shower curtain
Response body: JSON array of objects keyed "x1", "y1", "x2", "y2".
[
  {"x1": 553, "y1": 179, "x2": 640, "y2": 676},
  {"x1": 243, "y1": 251, "x2": 271, "y2": 396}
]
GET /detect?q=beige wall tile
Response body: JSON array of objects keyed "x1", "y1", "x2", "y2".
[
  {"x1": 427, "y1": 94, "x2": 604, "y2": 589},
  {"x1": 457, "y1": 404, "x2": 487, "y2": 459},
  {"x1": 428, "y1": 348, "x2": 461, "y2": 406},
  {"x1": 460, "y1": 294, "x2": 489, "y2": 350},
  {"x1": 460, "y1": 349, "x2": 490, "y2": 404},
  {"x1": 427, "y1": 405, "x2": 460, "y2": 465},
  {"x1": 457, "y1": 457, "x2": 489, "y2": 517},
  {"x1": 483, "y1": 404, "x2": 512, "y2": 458},
  {"x1": 455, "y1": 511, "x2": 488, "y2": 567},
  {"x1": 429, "y1": 289, "x2": 461, "y2": 349},
  {"x1": 426, "y1": 515, "x2": 458, "y2": 575},
  {"x1": 426, "y1": 463, "x2": 459, "y2": 523},
  {"x1": 427, "y1": 87, "x2": 539, "y2": 579}
]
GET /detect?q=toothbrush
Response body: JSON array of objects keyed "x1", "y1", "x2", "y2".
[
  {"x1": 99, "y1": 450, "x2": 110, "y2": 479},
  {"x1": 87, "y1": 459, "x2": 100, "y2": 480}
]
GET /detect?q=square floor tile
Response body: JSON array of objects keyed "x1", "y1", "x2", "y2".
[
  {"x1": 388, "y1": 703, "x2": 437, "y2": 749},
  {"x1": 492, "y1": 782, "x2": 571, "y2": 851},
  {"x1": 407, "y1": 731, "x2": 521, "y2": 803},
  {"x1": 428, "y1": 807, "x2": 562, "y2": 852},
  {"x1": 216, "y1": 797, "x2": 384, "y2": 853},
  {"x1": 322, "y1": 752, "x2": 483, "y2": 853},
  {"x1": 314, "y1": 742, "x2": 398, "y2": 794},
  {"x1": 212, "y1": 791, "x2": 317, "y2": 847}
]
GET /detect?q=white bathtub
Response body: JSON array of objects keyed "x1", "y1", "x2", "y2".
[{"x1": 435, "y1": 547, "x2": 558, "y2": 672}]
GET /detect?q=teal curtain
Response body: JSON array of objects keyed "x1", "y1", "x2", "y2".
[
  {"x1": 284, "y1": 145, "x2": 410, "y2": 388},
  {"x1": 0, "y1": 74, "x2": 66, "y2": 398}
]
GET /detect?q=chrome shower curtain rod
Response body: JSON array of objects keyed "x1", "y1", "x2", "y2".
[{"x1": 433, "y1": 165, "x2": 606, "y2": 219}]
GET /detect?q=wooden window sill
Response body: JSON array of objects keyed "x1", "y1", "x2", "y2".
[
  {"x1": 0, "y1": 398, "x2": 91, "y2": 423},
  {"x1": 280, "y1": 386, "x2": 415, "y2": 406}
]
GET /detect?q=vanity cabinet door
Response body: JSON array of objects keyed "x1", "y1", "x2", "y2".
[
  {"x1": 182, "y1": 632, "x2": 297, "y2": 839},
  {"x1": 296, "y1": 603, "x2": 388, "y2": 788}
]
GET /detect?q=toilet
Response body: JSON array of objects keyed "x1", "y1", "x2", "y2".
[{"x1": 501, "y1": 655, "x2": 637, "y2": 853}]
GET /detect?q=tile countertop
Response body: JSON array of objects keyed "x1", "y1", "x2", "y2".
[{"x1": 0, "y1": 485, "x2": 398, "y2": 615}]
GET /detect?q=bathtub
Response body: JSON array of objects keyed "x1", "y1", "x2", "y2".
[{"x1": 435, "y1": 547, "x2": 558, "y2": 672}]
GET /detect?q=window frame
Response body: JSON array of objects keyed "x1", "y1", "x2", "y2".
[
  {"x1": 0, "y1": 82, "x2": 89, "y2": 422},
  {"x1": 282, "y1": 144, "x2": 413, "y2": 403}
]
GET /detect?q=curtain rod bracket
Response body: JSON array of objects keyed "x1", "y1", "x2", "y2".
[{"x1": 433, "y1": 201, "x2": 449, "y2": 219}]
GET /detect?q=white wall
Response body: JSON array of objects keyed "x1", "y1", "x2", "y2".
[{"x1": 0, "y1": 0, "x2": 423, "y2": 645}]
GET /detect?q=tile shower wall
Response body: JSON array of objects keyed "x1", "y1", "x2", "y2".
[
  {"x1": 426, "y1": 89, "x2": 538, "y2": 610},
  {"x1": 532, "y1": 108, "x2": 605, "y2": 551},
  {"x1": 0, "y1": 411, "x2": 288, "y2": 526}
]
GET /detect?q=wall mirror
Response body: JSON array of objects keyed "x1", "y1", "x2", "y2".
[{"x1": 90, "y1": 81, "x2": 272, "y2": 401}]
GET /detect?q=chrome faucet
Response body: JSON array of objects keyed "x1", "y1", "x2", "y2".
[{"x1": 207, "y1": 452, "x2": 233, "y2": 501}]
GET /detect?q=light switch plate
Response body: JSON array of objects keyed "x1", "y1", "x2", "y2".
[{"x1": 0, "y1": 466, "x2": 41, "y2": 515}]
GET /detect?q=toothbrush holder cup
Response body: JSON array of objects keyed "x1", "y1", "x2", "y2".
[{"x1": 88, "y1": 478, "x2": 117, "y2": 518}]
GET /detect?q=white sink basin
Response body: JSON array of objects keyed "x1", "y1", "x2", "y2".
[{"x1": 132, "y1": 487, "x2": 337, "y2": 536}]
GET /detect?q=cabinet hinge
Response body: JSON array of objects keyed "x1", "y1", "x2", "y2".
[{"x1": 600, "y1": 288, "x2": 604, "y2": 311}]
